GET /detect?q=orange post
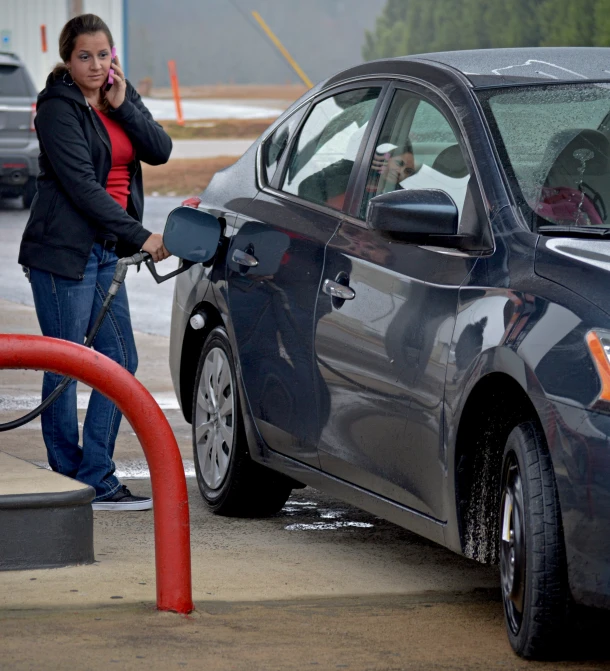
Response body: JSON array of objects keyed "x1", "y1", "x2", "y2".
[
  {"x1": 0, "y1": 334, "x2": 193, "y2": 614},
  {"x1": 167, "y1": 60, "x2": 184, "y2": 126},
  {"x1": 40, "y1": 25, "x2": 47, "y2": 53}
]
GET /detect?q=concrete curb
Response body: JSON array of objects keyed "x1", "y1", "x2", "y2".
[{"x1": 0, "y1": 453, "x2": 95, "y2": 571}]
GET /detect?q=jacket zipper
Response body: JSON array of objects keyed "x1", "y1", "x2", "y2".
[
  {"x1": 84, "y1": 104, "x2": 114, "y2": 278},
  {"x1": 131, "y1": 161, "x2": 142, "y2": 220},
  {"x1": 88, "y1": 104, "x2": 112, "y2": 187}
]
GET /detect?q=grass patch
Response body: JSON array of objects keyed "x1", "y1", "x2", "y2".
[
  {"x1": 142, "y1": 156, "x2": 238, "y2": 196},
  {"x1": 160, "y1": 117, "x2": 277, "y2": 140}
]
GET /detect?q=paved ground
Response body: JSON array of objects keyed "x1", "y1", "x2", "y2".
[
  {"x1": 0, "y1": 196, "x2": 182, "y2": 336},
  {"x1": 2, "y1": 299, "x2": 610, "y2": 668},
  {"x1": 0, "y1": 298, "x2": 192, "y2": 478},
  {"x1": 1, "y1": 205, "x2": 610, "y2": 667}
]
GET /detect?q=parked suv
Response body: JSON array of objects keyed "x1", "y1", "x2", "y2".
[{"x1": 0, "y1": 52, "x2": 38, "y2": 208}]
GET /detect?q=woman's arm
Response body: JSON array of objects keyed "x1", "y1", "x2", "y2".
[
  {"x1": 108, "y1": 81, "x2": 173, "y2": 166},
  {"x1": 36, "y1": 98, "x2": 152, "y2": 248}
]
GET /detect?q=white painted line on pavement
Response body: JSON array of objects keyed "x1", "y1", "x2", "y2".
[
  {"x1": 0, "y1": 391, "x2": 180, "y2": 411},
  {"x1": 170, "y1": 138, "x2": 254, "y2": 159},
  {"x1": 34, "y1": 459, "x2": 196, "y2": 479},
  {"x1": 142, "y1": 97, "x2": 283, "y2": 121}
]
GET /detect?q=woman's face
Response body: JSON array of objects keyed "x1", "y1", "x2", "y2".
[
  {"x1": 66, "y1": 32, "x2": 112, "y2": 95},
  {"x1": 381, "y1": 151, "x2": 416, "y2": 183}
]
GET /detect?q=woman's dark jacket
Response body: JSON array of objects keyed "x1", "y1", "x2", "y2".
[{"x1": 18, "y1": 74, "x2": 172, "y2": 280}]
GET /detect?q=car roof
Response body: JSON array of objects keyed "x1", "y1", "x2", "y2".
[
  {"x1": 0, "y1": 51, "x2": 24, "y2": 67},
  {"x1": 326, "y1": 47, "x2": 610, "y2": 91},
  {"x1": 411, "y1": 47, "x2": 610, "y2": 87}
]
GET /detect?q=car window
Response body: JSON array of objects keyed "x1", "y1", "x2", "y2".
[
  {"x1": 360, "y1": 90, "x2": 470, "y2": 219},
  {"x1": 0, "y1": 65, "x2": 33, "y2": 97},
  {"x1": 262, "y1": 108, "x2": 305, "y2": 185},
  {"x1": 478, "y1": 84, "x2": 610, "y2": 229},
  {"x1": 282, "y1": 87, "x2": 380, "y2": 211}
]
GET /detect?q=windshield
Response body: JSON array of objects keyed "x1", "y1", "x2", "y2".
[{"x1": 477, "y1": 84, "x2": 610, "y2": 230}]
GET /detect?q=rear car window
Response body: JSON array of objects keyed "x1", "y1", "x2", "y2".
[
  {"x1": 478, "y1": 84, "x2": 610, "y2": 229},
  {"x1": 0, "y1": 65, "x2": 34, "y2": 97},
  {"x1": 281, "y1": 87, "x2": 380, "y2": 210},
  {"x1": 262, "y1": 107, "x2": 306, "y2": 185}
]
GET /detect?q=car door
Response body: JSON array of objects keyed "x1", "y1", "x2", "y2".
[
  {"x1": 226, "y1": 84, "x2": 384, "y2": 467},
  {"x1": 314, "y1": 84, "x2": 490, "y2": 520}
]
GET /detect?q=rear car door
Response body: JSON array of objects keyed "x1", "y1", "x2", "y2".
[
  {"x1": 314, "y1": 83, "x2": 490, "y2": 520},
  {"x1": 0, "y1": 60, "x2": 36, "y2": 183},
  {"x1": 226, "y1": 84, "x2": 384, "y2": 467}
]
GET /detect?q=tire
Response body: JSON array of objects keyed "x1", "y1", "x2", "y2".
[
  {"x1": 191, "y1": 326, "x2": 293, "y2": 516},
  {"x1": 499, "y1": 421, "x2": 570, "y2": 659},
  {"x1": 22, "y1": 178, "x2": 37, "y2": 209}
]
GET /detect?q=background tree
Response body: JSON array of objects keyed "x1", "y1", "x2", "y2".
[
  {"x1": 362, "y1": 0, "x2": 410, "y2": 60},
  {"x1": 539, "y1": 0, "x2": 596, "y2": 46},
  {"x1": 363, "y1": 0, "x2": 602, "y2": 59},
  {"x1": 595, "y1": 0, "x2": 610, "y2": 46}
]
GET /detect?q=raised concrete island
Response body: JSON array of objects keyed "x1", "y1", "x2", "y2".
[{"x1": 0, "y1": 452, "x2": 94, "y2": 571}]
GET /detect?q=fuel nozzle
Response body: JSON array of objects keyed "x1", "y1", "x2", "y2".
[{"x1": 107, "y1": 252, "x2": 151, "y2": 297}]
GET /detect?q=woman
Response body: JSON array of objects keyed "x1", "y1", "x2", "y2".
[{"x1": 18, "y1": 14, "x2": 172, "y2": 511}]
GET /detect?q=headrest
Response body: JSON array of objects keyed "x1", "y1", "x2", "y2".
[
  {"x1": 431, "y1": 144, "x2": 468, "y2": 179},
  {"x1": 542, "y1": 129, "x2": 610, "y2": 186}
]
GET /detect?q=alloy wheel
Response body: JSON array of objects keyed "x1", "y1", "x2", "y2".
[
  {"x1": 500, "y1": 451, "x2": 526, "y2": 635},
  {"x1": 194, "y1": 347, "x2": 235, "y2": 489}
]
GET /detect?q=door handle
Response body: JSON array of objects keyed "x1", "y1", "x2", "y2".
[
  {"x1": 322, "y1": 279, "x2": 355, "y2": 301},
  {"x1": 232, "y1": 248, "x2": 259, "y2": 268}
]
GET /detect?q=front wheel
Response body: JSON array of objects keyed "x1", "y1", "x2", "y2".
[
  {"x1": 499, "y1": 421, "x2": 570, "y2": 659},
  {"x1": 192, "y1": 326, "x2": 293, "y2": 516}
]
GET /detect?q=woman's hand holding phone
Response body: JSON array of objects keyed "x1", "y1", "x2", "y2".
[
  {"x1": 104, "y1": 49, "x2": 127, "y2": 109},
  {"x1": 372, "y1": 151, "x2": 391, "y2": 174}
]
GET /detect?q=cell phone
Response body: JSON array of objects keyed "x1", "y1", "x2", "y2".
[
  {"x1": 375, "y1": 142, "x2": 398, "y2": 157},
  {"x1": 105, "y1": 47, "x2": 117, "y2": 91}
]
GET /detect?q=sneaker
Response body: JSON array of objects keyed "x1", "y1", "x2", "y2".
[{"x1": 92, "y1": 486, "x2": 153, "y2": 511}]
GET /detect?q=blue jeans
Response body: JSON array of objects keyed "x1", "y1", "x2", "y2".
[{"x1": 29, "y1": 243, "x2": 138, "y2": 501}]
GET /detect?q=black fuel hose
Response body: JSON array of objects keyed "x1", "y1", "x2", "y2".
[{"x1": 0, "y1": 252, "x2": 150, "y2": 432}]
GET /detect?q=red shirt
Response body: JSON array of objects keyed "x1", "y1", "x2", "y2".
[{"x1": 93, "y1": 107, "x2": 135, "y2": 210}]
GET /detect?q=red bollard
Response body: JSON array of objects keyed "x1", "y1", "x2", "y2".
[{"x1": 0, "y1": 334, "x2": 193, "y2": 614}]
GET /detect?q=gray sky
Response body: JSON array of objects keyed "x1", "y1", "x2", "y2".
[{"x1": 127, "y1": 0, "x2": 386, "y2": 87}]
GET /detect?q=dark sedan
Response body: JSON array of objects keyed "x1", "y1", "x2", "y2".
[{"x1": 167, "y1": 47, "x2": 610, "y2": 658}]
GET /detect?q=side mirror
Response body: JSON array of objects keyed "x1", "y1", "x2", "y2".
[
  {"x1": 163, "y1": 206, "x2": 222, "y2": 263},
  {"x1": 367, "y1": 189, "x2": 469, "y2": 248}
]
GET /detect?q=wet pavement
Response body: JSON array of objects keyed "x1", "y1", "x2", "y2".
[
  {"x1": 1, "y1": 476, "x2": 609, "y2": 669},
  {"x1": 0, "y1": 297, "x2": 192, "y2": 481},
  {"x1": 2, "y1": 208, "x2": 610, "y2": 668},
  {"x1": 0, "y1": 196, "x2": 182, "y2": 336},
  {"x1": 4, "y1": 596, "x2": 610, "y2": 671}
]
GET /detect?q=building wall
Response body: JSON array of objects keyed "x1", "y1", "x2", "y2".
[
  {"x1": 0, "y1": 0, "x2": 124, "y2": 92},
  {"x1": 127, "y1": 0, "x2": 386, "y2": 87}
]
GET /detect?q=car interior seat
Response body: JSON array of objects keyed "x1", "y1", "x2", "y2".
[
  {"x1": 540, "y1": 128, "x2": 610, "y2": 224},
  {"x1": 431, "y1": 144, "x2": 469, "y2": 178}
]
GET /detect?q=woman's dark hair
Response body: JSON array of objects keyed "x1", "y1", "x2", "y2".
[{"x1": 51, "y1": 14, "x2": 114, "y2": 81}]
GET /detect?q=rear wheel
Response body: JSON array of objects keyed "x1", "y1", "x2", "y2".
[
  {"x1": 499, "y1": 421, "x2": 570, "y2": 659},
  {"x1": 192, "y1": 326, "x2": 293, "y2": 516}
]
